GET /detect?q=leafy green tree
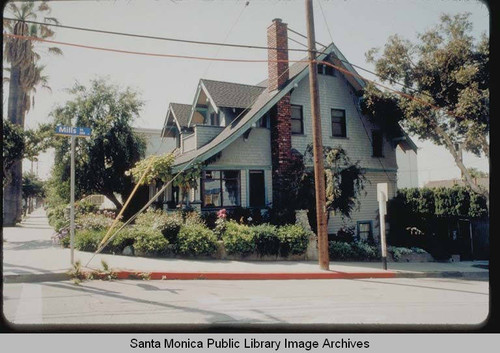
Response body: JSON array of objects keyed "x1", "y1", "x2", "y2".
[
  {"x1": 3, "y1": 120, "x2": 54, "y2": 188},
  {"x1": 3, "y1": 1, "x2": 62, "y2": 225},
  {"x1": 466, "y1": 167, "x2": 488, "y2": 179},
  {"x1": 361, "y1": 13, "x2": 488, "y2": 200},
  {"x1": 22, "y1": 171, "x2": 45, "y2": 213},
  {"x1": 284, "y1": 145, "x2": 366, "y2": 232},
  {"x1": 2, "y1": 120, "x2": 25, "y2": 189},
  {"x1": 127, "y1": 155, "x2": 203, "y2": 207},
  {"x1": 50, "y1": 78, "x2": 146, "y2": 210}
]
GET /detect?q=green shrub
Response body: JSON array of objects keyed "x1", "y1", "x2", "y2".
[
  {"x1": 388, "y1": 246, "x2": 415, "y2": 261},
  {"x1": 352, "y1": 241, "x2": 379, "y2": 260},
  {"x1": 108, "y1": 227, "x2": 137, "y2": 253},
  {"x1": 222, "y1": 221, "x2": 256, "y2": 256},
  {"x1": 176, "y1": 223, "x2": 217, "y2": 256},
  {"x1": 132, "y1": 226, "x2": 169, "y2": 256},
  {"x1": 183, "y1": 211, "x2": 206, "y2": 226},
  {"x1": 47, "y1": 205, "x2": 68, "y2": 230},
  {"x1": 75, "y1": 229, "x2": 106, "y2": 252},
  {"x1": 75, "y1": 199, "x2": 99, "y2": 215},
  {"x1": 76, "y1": 213, "x2": 118, "y2": 231},
  {"x1": 135, "y1": 209, "x2": 183, "y2": 242},
  {"x1": 329, "y1": 241, "x2": 354, "y2": 260},
  {"x1": 253, "y1": 223, "x2": 280, "y2": 256},
  {"x1": 278, "y1": 224, "x2": 309, "y2": 257}
]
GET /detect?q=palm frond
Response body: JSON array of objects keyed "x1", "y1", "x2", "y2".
[
  {"x1": 44, "y1": 17, "x2": 60, "y2": 25},
  {"x1": 38, "y1": 2, "x2": 50, "y2": 13},
  {"x1": 48, "y1": 47, "x2": 63, "y2": 56}
]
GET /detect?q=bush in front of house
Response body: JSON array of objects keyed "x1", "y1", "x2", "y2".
[
  {"x1": 351, "y1": 241, "x2": 380, "y2": 260},
  {"x1": 253, "y1": 223, "x2": 280, "y2": 256},
  {"x1": 132, "y1": 226, "x2": 169, "y2": 256},
  {"x1": 329, "y1": 241, "x2": 355, "y2": 260},
  {"x1": 135, "y1": 209, "x2": 183, "y2": 242},
  {"x1": 76, "y1": 212, "x2": 118, "y2": 231},
  {"x1": 277, "y1": 224, "x2": 309, "y2": 257},
  {"x1": 75, "y1": 229, "x2": 106, "y2": 252},
  {"x1": 176, "y1": 223, "x2": 218, "y2": 256},
  {"x1": 222, "y1": 221, "x2": 256, "y2": 256},
  {"x1": 47, "y1": 204, "x2": 68, "y2": 231},
  {"x1": 75, "y1": 199, "x2": 99, "y2": 216},
  {"x1": 108, "y1": 227, "x2": 137, "y2": 254}
]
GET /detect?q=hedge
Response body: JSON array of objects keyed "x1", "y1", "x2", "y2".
[
  {"x1": 176, "y1": 223, "x2": 218, "y2": 256},
  {"x1": 222, "y1": 221, "x2": 256, "y2": 256}
]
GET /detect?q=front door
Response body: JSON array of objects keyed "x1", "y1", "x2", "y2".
[{"x1": 249, "y1": 170, "x2": 265, "y2": 208}]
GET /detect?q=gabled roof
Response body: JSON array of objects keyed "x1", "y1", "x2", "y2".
[
  {"x1": 201, "y1": 79, "x2": 265, "y2": 109},
  {"x1": 161, "y1": 102, "x2": 192, "y2": 138},
  {"x1": 172, "y1": 41, "x2": 417, "y2": 168},
  {"x1": 173, "y1": 44, "x2": 336, "y2": 168},
  {"x1": 170, "y1": 103, "x2": 191, "y2": 128}
]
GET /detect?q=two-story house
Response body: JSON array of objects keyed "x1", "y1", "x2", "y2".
[{"x1": 158, "y1": 18, "x2": 417, "y2": 240}]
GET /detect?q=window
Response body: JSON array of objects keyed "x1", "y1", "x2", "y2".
[
  {"x1": 372, "y1": 130, "x2": 384, "y2": 157},
  {"x1": 291, "y1": 104, "x2": 304, "y2": 135},
  {"x1": 258, "y1": 113, "x2": 270, "y2": 128},
  {"x1": 331, "y1": 109, "x2": 346, "y2": 137},
  {"x1": 208, "y1": 112, "x2": 219, "y2": 126},
  {"x1": 357, "y1": 221, "x2": 373, "y2": 242},
  {"x1": 317, "y1": 63, "x2": 335, "y2": 76},
  {"x1": 325, "y1": 64, "x2": 335, "y2": 76},
  {"x1": 202, "y1": 170, "x2": 240, "y2": 208}
]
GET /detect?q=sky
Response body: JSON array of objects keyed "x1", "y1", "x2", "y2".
[{"x1": 2, "y1": 0, "x2": 490, "y2": 184}]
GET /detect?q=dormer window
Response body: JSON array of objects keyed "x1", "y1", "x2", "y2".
[{"x1": 317, "y1": 63, "x2": 336, "y2": 76}]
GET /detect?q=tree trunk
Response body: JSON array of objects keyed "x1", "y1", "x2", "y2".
[
  {"x1": 104, "y1": 193, "x2": 123, "y2": 211},
  {"x1": 3, "y1": 160, "x2": 23, "y2": 226},
  {"x1": 3, "y1": 65, "x2": 24, "y2": 225},
  {"x1": 432, "y1": 119, "x2": 489, "y2": 203}
]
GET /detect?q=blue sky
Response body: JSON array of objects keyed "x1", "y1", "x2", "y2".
[{"x1": 3, "y1": 0, "x2": 490, "y2": 184}]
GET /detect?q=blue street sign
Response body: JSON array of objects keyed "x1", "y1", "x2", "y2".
[{"x1": 55, "y1": 125, "x2": 92, "y2": 137}]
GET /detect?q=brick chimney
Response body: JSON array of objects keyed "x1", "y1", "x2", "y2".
[
  {"x1": 267, "y1": 18, "x2": 289, "y2": 91},
  {"x1": 268, "y1": 18, "x2": 292, "y2": 208}
]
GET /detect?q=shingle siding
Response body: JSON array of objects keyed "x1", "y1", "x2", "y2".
[
  {"x1": 327, "y1": 171, "x2": 397, "y2": 239},
  {"x1": 208, "y1": 128, "x2": 271, "y2": 167},
  {"x1": 290, "y1": 74, "x2": 398, "y2": 170},
  {"x1": 195, "y1": 125, "x2": 225, "y2": 149}
]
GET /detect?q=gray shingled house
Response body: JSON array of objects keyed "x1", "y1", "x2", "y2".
[{"x1": 156, "y1": 18, "x2": 417, "y2": 239}]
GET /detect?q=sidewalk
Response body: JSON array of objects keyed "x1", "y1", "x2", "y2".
[{"x1": 3, "y1": 208, "x2": 489, "y2": 283}]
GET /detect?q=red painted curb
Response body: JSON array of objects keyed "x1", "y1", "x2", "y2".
[{"x1": 107, "y1": 271, "x2": 397, "y2": 280}]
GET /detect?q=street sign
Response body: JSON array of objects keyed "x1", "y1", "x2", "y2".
[
  {"x1": 55, "y1": 125, "x2": 92, "y2": 137},
  {"x1": 54, "y1": 125, "x2": 91, "y2": 265}
]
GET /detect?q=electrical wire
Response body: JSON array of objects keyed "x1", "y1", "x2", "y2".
[
  {"x1": 5, "y1": 17, "x2": 440, "y2": 102},
  {"x1": 3, "y1": 32, "x2": 309, "y2": 64},
  {"x1": 202, "y1": 0, "x2": 250, "y2": 77},
  {"x1": 3, "y1": 16, "x2": 319, "y2": 54}
]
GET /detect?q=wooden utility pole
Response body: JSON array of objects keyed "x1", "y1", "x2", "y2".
[{"x1": 306, "y1": 0, "x2": 329, "y2": 270}]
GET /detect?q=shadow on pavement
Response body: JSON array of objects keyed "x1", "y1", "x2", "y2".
[
  {"x1": 4, "y1": 240, "x2": 55, "y2": 250},
  {"x1": 352, "y1": 278, "x2": 489, "y2": 296},
  {"x1": 43, "y1": 281, "x2": 263, "y2": 324}
]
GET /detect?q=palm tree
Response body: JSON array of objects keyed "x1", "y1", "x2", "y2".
[{"x1": 3, "y1": 1, "x2": 62, "y2": 225}]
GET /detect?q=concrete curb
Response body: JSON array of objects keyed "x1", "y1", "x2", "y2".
[{"x1": 4, "y1": 270, "x2": 488, "y2": 283}]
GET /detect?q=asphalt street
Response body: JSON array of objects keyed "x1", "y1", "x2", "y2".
[{"x1": 3, "y1": 277, "x2": 488, "y2": 326}]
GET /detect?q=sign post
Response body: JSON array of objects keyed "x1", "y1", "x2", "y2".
[
  {"x1": 377, "y1": 183, "x2": 388, "y2": 270},
  {"x1": 55, "y1": 125, "x2": 92, "y2": 265}
]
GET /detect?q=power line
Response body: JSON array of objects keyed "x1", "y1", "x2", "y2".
[
  {"x1": 6, "y1": 17, "x2": 436, "y2": 101},
  {"x1": 2, "y1": 32, "x2": 308, "y2": 64},
  {"x1": 3, "y1": 17, "x2": 313, "y2": 54},
  {"x1": 4, "y1": 32, "x2": 466, "y2": 121}
]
